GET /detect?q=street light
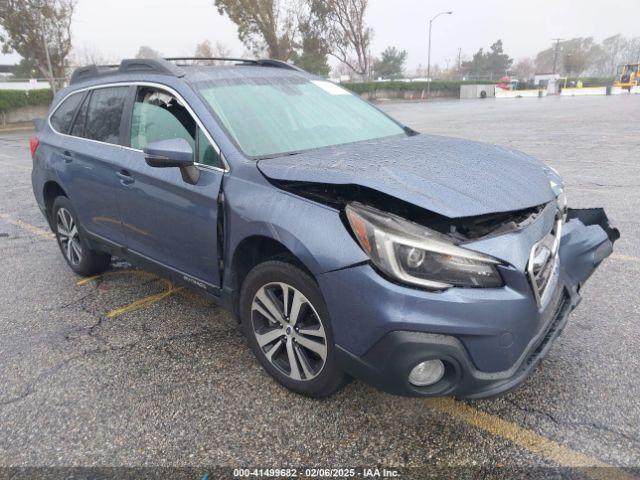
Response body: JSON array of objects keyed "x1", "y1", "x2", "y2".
[{"x1": 427, "y1": 10, "x2": 453, "y2": 99}]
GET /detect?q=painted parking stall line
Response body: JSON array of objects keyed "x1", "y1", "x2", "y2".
[
  {"x1": 428, "y1": 398, "x2": 636, "y2": 480},
  {"x1": 0, "y1": 212, "x2": 54, "y2": 239}
]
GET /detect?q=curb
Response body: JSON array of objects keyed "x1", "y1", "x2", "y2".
[{"x1": 0, "y1": 126, "x2": 35, "y2": 134}]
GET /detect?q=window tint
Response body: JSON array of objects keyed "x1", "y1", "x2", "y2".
[
  {"x1": 84, "y1": 86, "x2": 128, "y2": 144},
  {"x1": 69, "y1": 92, "x2": 90, "y2": 137},
  {"x1": 50, "y1": 92, "x2": 83, "y2": 134},
  {"x1": 130, "y1": 87, "x2": 222, "y2": 168}
]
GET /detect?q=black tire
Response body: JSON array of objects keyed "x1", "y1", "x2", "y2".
[
  {"x1": 52, "y1": 196, "x2": 111, "y2": 277},
  {"x1": 240, "y1": 260, "x2": 349, "y2": 397}
]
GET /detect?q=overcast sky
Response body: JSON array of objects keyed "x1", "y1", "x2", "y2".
[{"x1": 1, "y1": 0, "x2": 638, "y2": 71}]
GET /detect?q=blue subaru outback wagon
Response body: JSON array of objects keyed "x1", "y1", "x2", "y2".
[{"x1": 31, "y1": 58, "x2": 619, "y2": 398}]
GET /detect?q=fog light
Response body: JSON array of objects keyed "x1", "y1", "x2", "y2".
[{"x1": 408, "y1": 360, "x2": 445, "y2": 387}]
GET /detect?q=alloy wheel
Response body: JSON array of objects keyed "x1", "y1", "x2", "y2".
[
  {"x1": 251, "y1": 282, "x2": 328, "y2": 381},
  {"x1": 56, "y1": 207, "x2": 82, "y2": 266}
]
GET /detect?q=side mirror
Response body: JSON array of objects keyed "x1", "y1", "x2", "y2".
[{"x1": 143, "y1": 138, "x2": 200, "y2": 185}]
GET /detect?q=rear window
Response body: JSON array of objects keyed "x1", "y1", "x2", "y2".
[
  {"x1": 83, "y1": 86, "x2": 129, "y2": 144},
  {"x1": 50, "y1": 92, "x2": 84, "y2": 134}
]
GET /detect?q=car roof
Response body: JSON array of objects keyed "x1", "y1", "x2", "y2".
[{"x1": 68, "y1": 58, "x2": 314, "y2": 87}]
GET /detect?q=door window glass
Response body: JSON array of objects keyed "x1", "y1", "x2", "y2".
[
  {"x1": 50, "y1": 92, "x2": 83, "y2": 134},
  {"x1": 84, "y1": 86, "x2": 128, "y2": 144},
  {"x1": 131, "y1": 87, "x2": 222, "y2": 168},
  {"x1": 197, "y1": 127, "x2": 222, "y2": 167}
]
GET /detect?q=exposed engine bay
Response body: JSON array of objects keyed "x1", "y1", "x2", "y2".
[{"x1": 274, "y1": 180, "x2": 547, "y2": 243}]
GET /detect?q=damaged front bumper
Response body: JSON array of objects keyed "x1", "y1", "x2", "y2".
[{"x1": 320, "y1": 207, "x2": 619, "y2": 399}]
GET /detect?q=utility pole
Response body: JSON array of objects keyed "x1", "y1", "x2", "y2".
[
  {"x1": 457, "y1": 47, "x2": 462, "y2": 72},
  {"x1": 551, "y1": 38, "x2": 563, "y2": 74},
  {"x1": 426, "y1": 10, "x2": 453, "y2": 99}
]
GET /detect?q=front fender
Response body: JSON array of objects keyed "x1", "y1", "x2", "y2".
[{"x1": 223, "y1": 175, "x2": 367, "y2": 284}]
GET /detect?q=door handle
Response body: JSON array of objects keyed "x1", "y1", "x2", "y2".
[
  {"x1": 62, "y1": 151, "x2": 73, "y2": 164},
  {"x1": 116, "y1": 169, "x2": 135, "y2": 186}
]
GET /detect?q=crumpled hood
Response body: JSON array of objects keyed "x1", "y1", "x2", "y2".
[{"x1": 257, "y1": 134, "x2": 556, "y2": 218}]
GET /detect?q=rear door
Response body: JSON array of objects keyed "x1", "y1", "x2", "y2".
[
  {"x1": 54, "y1": 85, "x2": 132, "y2": 246},
  {"x1": 115, "y1": 84, "x2": 225, "y2": 288}
]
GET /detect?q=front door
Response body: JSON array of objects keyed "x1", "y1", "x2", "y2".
[{"x1": 115, "y1": 85, "x2": 225, "y2": 288}]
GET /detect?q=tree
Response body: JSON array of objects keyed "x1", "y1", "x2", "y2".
[
  {"x1": 563, "y1": 38, "x2": 603, "y2": 76},
  {"x1": 72, "y1": 44, "x2": 115, "y2": 66},
  {"x1": 0, "y1": 0, "x2": 76, "y2": 90},
  {"x1": 291, "y1": 27, "x2": 330, "y2": 75},
  {"x1": 290, "y1": 4, "x2": 330, "y2": 75},
  {"x1": 535, "y1": 38, "x2": 602, "y2": 76},
  {"x1": 598, "y1": 35, "x2": 626, "y2": 76},
  {"x1": 214, "y1": 0, "x2": 296, "y2": 59},
  {"x1": 372, "y1": 46, "x2": 406, "y2": 79},
  {"x1": 194, "y1": 40, "x2": 234, "y2": 65},
  {"x1": 623, "y1": 37, "x2": 640, "y2": 64},
  {"x1": 11, "y1": 57, "x2": 39, "y2": 78},
  {"x1": 512, "y1": 57, "x2": 535, "y2": 80},
  {"x1": 320, "y1": 0, "x2": 372, "y2": 77},
  {"x1": 461, "y1": 39, "x2": 513, "y2": 79},
  {"x1": 195, "y1": 39, "x2": 214, "y2": 58},
  {"x1": 626, "y1": 37, "x2": 640, "y2": 64},
  {"x1": 593, "y1": 35, "x2": 640, "y2": 76},
  {"x1": 135, "y1": 45, "x2": 162, "y2": 59}
]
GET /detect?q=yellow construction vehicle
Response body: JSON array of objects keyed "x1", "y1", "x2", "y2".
[{"x1": 614, "y1": 63, "x2": 640, "y2": 90}]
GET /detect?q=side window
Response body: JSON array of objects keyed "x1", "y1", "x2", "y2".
[
  {"x1": 69, "y1": 91, "x2": 90, "y2": 137},
  {"x1": 84, "y1": 86, "x2": 128, "y2": 144},
  {"x1": 131, "y1": 88, "x2": 195, "y2": 150},
  {"x1": 50, "y1": 92, "x2": 84, "y2": 134},
  {"x1": 197, "y1": 127, "x2": 222, "y2": 168},
  {"x1": 130, "y1": 86, "x2": 223, "y2": 168}
]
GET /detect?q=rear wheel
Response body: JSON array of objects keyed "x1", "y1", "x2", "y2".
[
  {"x1": 52, "y1": 196, "x2": 111, "y2": 276},
  {"x1": 240, "y1": 261, "x2": 348, "y2": 397}
]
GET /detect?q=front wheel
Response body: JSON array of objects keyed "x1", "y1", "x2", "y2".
[
  {"x1": 52, "y1": 196, "x2": 111, "y2": 277},
  {"x1": 240, "y1": 261, "x2": 349, "y2": 397}
]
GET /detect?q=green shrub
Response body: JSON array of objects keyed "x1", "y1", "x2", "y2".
[
  {"x1": 565, "y1": 77, "x2": 615, "y2": 87},
  {"x1": 0, "y1": 89, "x2": 53, "y2": 112},
  {"x1": 342, "y1": 80, "x2": 497, "y2": 96}
]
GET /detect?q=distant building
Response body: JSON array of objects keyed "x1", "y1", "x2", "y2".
[{"x1": 533, "y1": 73, "x2": 566, "y2": 94}]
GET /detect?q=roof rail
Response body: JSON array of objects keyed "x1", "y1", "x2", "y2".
[
  {"x1": 70, "y1": 58, "x2": 186, "y2": 85},
  {"x1": 69, "y1": 56, "x2": 307, "y2": 85},
  {"x1": 165, "y1": 57, "x2": 305, "y2": 72},
  {"x1": 164, "y1": 56, "x2": 257, "y2": 65},
  {"x1": 254, "y1": 59, "x2": 306, "y2": 72}
]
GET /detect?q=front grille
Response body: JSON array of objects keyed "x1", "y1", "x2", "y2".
[{"x1": 527, "y1": 215, "x2": 563, "y2": 307}]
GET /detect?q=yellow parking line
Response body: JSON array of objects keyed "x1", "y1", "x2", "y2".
[
  {"x1": 75, "y1": 269, "x2": 157, "y2": 286},
  {"x1": 612, "y1": 253, "x2": 640, "y2": 263},
  {"x1": 0, "y1": 213, "x2": 54, "y2": 239},
  {"x1": 76, "y1": 274, "x2": 102, "y2": 286},
  {"x1": 105, "y1": 286, "x2": 184, "y2": 319},
  {"x1": 428, "y1": 398, "x2": 634, "y2": 479}
]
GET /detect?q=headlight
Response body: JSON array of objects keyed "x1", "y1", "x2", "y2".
[
  {"x1": 345, "y1": 203, "x2": 504, "y2": 290},
  {"x1": 549, "y1": 179, "x2": 567, "y2": 218}
]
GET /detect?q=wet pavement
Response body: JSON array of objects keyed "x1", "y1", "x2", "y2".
[{"x1": 0, "y1": 94, "x2": 638, "y2": 476}]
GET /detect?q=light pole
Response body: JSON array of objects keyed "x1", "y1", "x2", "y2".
[{"x1": 427, "y1": 10, "x2": 453, "y2": 99}]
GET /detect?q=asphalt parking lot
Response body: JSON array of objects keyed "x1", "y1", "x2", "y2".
[{"x1": 0, "y1": 95, "x2": 638, "y2": 477}]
